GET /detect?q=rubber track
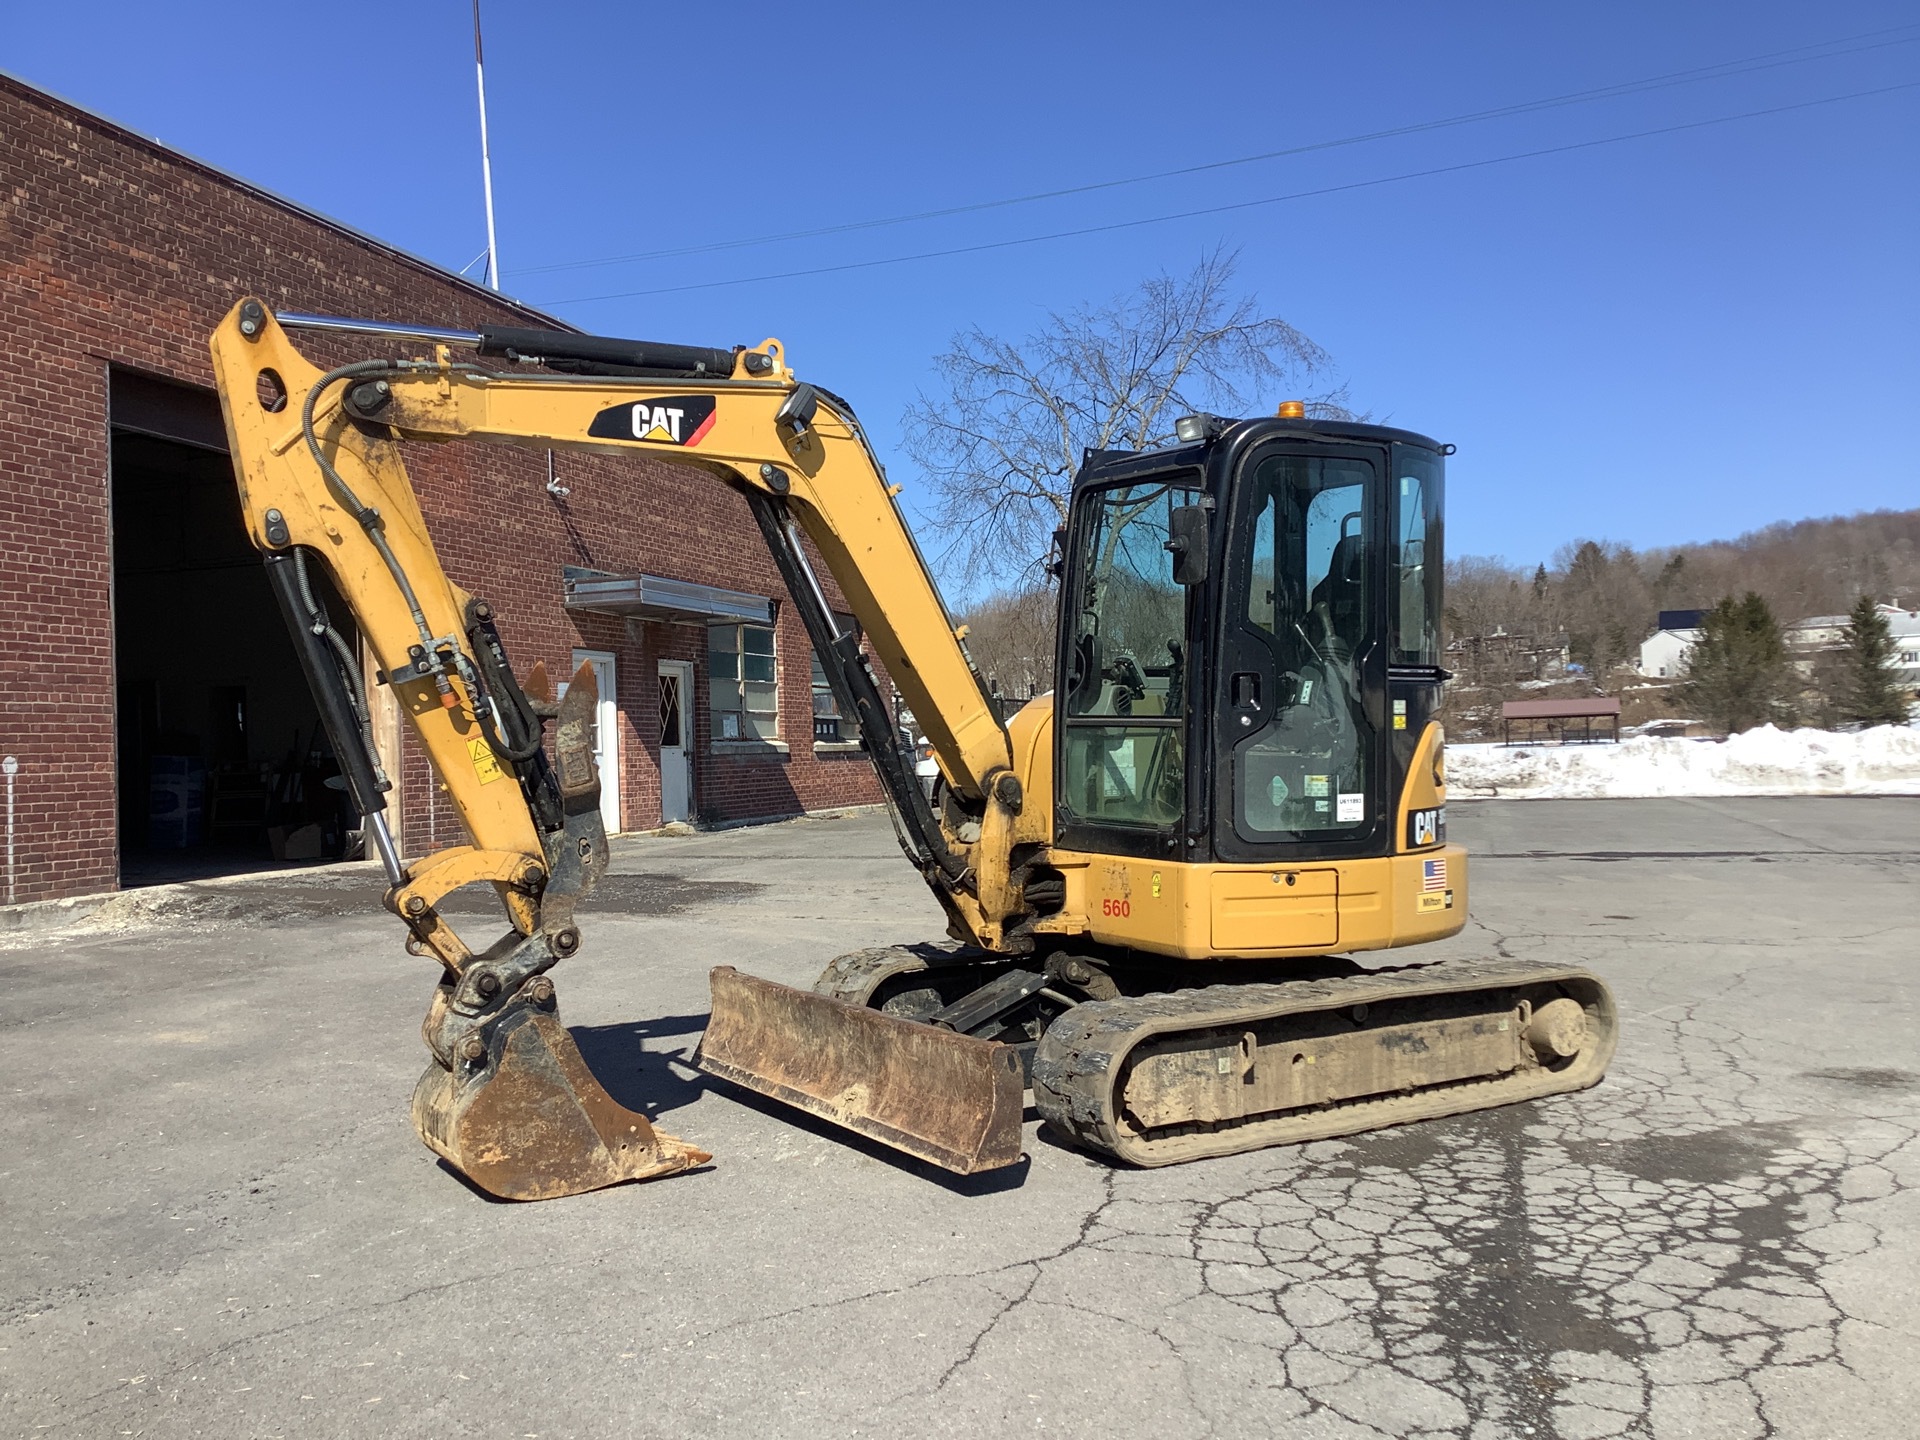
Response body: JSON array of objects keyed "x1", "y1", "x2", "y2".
[
  {"x1": 811, "y1": 943, "x2": 994, "y2": 1007},
  {"x1": 1031, "y1": 956, "x2": 1617, "y2": 1167}
]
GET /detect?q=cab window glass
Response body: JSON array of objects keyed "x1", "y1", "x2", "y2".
[
  {"x1": 1232, "y1": 453, "x2": 1375, "y2": 839},
  {"x1": 1064, "y1": 481, "x2": 1192, "y2": 720},
  {"x1": 1391, "y1": 445, "x2": 1444, "y2": 666},
  {"x1": 1060, "y1": 478, "x2": 1195, "y2": 833}
]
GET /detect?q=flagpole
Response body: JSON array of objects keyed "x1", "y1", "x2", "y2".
[{"x1": 473, "y1": 0, "x2": 501, "y2": 290}]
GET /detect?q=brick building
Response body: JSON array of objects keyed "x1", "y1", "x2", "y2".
[{"x1": 0, "y1": 73, "x2": 890, "y2": 905}]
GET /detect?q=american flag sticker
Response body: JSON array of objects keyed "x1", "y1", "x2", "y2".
[{"x1": 1422, "y1": 858, "x2": 1448, "y2": 892}]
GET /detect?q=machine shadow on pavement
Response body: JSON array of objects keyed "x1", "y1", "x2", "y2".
[
  {"x1": 569, "y1": 1016, "x2": 715, "y2": 1118},
  {"x1": 710, "y1": 1080, "x2": 1036, "y2": 1195}
]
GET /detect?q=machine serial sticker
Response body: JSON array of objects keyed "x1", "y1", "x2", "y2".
[
  {"x1": 1337, "y1": 792, "x2": 1364, "y2": 822},
  {"x1": 587, "y1": 396, "x2": 718, "y2": 447},
  {"x1": 467, "y1": 737, "x2": 507, "y2": 786}
]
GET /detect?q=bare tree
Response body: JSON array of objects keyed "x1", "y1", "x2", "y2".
[
  {"x1": 1444, "y1": 556, "x2": 1529, "y2": 637},
  {"x1": 903, "y1": 249, "x2": 1332, "y2": 585},
  {"x1": 959, "y1": 585, "x2": 1058, "y2": 701},
  {"x1": 1556, "y1": 539, "x2": 1654, "y2": 679}
]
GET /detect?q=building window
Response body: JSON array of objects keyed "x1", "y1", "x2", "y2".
[
  {"x1": 811, "y1": 614, "x2": 857, "y2": 742},
  {"x1": 708, "y1": 623, "x2": 777, "y2": 741},
  {"x1": 810, "y1": 652, "x2": 841, "y2": 741}
]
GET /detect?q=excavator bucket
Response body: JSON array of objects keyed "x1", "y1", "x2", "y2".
[
  {"x1": 412, "y1": 1003, "x2": 710, "y2": 1201},
  {"x1": 696, "y1": 966, "x2": 1026, "y2": 1175}
]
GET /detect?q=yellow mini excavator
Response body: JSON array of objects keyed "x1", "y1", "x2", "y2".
[{"x1": 210, "y1": 299, "x2": 1616, "y2": 1199}]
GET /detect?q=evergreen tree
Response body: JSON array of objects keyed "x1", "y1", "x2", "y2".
[
  {"x1": 1682, "y1": 593, "x2": 1796, "y2": 734},
  {"x1": 1836, "y1": 596, "x2": 1908, "y2": 726},
  {"x1": 1655, "y1": 553, "x2": 1687, "y2": 600}
]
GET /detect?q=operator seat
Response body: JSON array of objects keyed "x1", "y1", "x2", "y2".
[{"x1": 1309, "y1": 531, "x2": 1365, "y2": 660}]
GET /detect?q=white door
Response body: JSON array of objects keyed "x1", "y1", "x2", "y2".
[
  {"x1": 657, "y1": 659, "x2": 693, "y2": 825},
  {"x1": 570, "y1": 649, "x2": 621, "y2": 835}
]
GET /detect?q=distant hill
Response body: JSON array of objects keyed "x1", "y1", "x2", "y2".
[
  {"x1": 1438, "y1": 506, "x2": 1920, "y2": 739},
  {"x1": 1447, "y1": 507, "x2": 1920, "y2": 680},
  {"x1": 1647, "y1": 507, "x2": 1920, "y2": 623}
]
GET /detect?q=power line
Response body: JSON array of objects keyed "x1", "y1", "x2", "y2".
[
  {"x1": 518, "y1": 22, "x2": 1920, "y2": 281},
  {"x1": 535, "y1": 78, "x2": 1920, "y2": 307}
]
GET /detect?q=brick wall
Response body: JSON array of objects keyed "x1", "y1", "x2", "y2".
[{"x1": 0, "y1": 76, "x2": 887, "y2": 903}]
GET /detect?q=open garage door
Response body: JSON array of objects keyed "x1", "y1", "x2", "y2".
[{"x1": 109, "y1": 369, "x2": 374, "y2": 885}]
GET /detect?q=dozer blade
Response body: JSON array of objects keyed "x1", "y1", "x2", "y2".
[
  {"x1": 413, "y1": 1005, "x2": 710, "y2": 1201},
  {"x1": 695, "y1": 966, "x2": 1026, "y2": 1175}
]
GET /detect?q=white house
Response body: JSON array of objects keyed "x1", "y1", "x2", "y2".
[
  {"x1": 1786, "y1": 605, "x2": 1920, "y2": 695},
  {"x1": 1884, "y1": 607, "x2": 1920, "y2": 695},
  {"x1": 1639, "y1": 627, "x2": 1700, "y2": 679},
  {"x1": 1646, "y1": 603, "x2": 1920, "y2": 694},
  {"x1": 1638, "y1": 609, "x2": 1705, "y2": 679}
]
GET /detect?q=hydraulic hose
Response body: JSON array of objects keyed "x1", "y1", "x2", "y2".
[{"x1": 300, "y1": 359, "x2": 450, "y2": 657}]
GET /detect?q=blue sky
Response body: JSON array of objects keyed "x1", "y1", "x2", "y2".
[{"x1": 8, "y1": 2, "x2": 1917, "y2": 580}]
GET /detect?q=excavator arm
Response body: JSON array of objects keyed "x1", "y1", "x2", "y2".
[{"x1": 210, "y1": 299, "x2": 1042, "y2": 1194}]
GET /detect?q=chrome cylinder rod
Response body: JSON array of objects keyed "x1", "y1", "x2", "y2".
[
  {"x1": 365, "y1": 811, "x2": 407, "y2": 888},
  {"x1": 274, "y1": 311, "x2": 484, "y2": 347}
]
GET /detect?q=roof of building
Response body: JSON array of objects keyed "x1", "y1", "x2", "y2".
[
  {"x1": 1502, "y1": 697, "x2": 1623, "y2": 719},
  {"x1": 1790, "y1": 606, "x2": 1920, "y2": 636},
  {"x1": 0, "y1": 68, "x2": 576, "y2": 334}
]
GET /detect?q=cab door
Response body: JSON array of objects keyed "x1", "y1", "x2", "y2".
[
  {"x1": 1213, "y1": 442, "x2": 1390, "y2": 864},
  {"x1": 1054, "y1": 472, "x2": 1202, "y2": 862}
]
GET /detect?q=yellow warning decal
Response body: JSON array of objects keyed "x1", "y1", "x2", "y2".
[{"x1": 467, "y1": 737, "x2": 507, "y2": 786}]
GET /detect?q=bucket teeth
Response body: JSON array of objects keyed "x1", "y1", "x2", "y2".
[
  {"x1": 413, "y1": 1003, "x2": 708, "y2": 1201},
  {"x1": 696, "y1": 965, "x2": 1026, "y2": 1175}
]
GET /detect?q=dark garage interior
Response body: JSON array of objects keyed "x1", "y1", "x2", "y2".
[{"x1": 110, "y1": 370, "x2": 358, "y2": 885}]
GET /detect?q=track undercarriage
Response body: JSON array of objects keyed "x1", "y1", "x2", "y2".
[{"x1": 698, "y1": 946, "x2": 1618, "y2": 1174}]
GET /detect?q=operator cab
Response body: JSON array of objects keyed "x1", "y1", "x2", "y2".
[{"x1": 1055, "y1": 412, "x2": 1446, "y2": 865}]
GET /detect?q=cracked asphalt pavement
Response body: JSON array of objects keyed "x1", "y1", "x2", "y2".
[{"x1": 3, "y1": 796, "x2": 1916, "y2": 1438}]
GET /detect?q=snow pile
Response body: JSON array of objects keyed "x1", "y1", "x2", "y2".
[{"x1": 1446, "y1": 723, "x2": 1920, "y2": 799}]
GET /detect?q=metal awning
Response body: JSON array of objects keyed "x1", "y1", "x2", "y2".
[{"x1": 562, "y1": 567, "x2": 773, "y2": 625}]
